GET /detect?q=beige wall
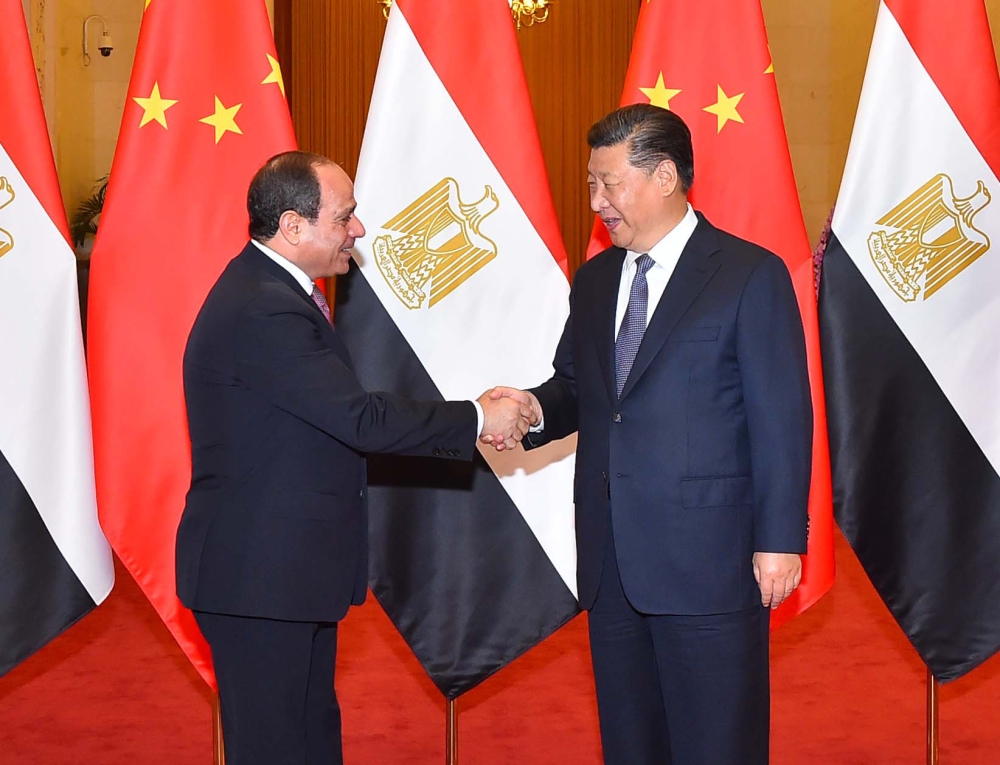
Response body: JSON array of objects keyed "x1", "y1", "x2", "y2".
[
  {"x1": 22, "y1": 0, "x2": 1000, "y2": 249},
  {"x1": 24, "y1": 0, "x2": 272, "y2": 240}
]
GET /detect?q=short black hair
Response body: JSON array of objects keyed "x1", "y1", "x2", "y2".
[
  {"x1": 247, "y1": 151, "x2": 333, "y2": 241},
  {"x1": 587, "y1": 104, "x2": 695, "y2": 193}
]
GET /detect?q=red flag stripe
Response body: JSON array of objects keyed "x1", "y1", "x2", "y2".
[
  {"x1": 884, "y1": 0, "x2": 1000, "y2": 180},
  {"x1": 395, "y1": 0, "x2": 568, "y2": 277},
  {"x1": 0, "y1": 0, "x2": 70, "y2": 241}
]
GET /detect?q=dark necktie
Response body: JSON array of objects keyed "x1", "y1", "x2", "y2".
[
  {"x1": 615, "y1": 254, "x2": 654, "y2": 398},
  {"x1": 311, "y1": 285, "x2": 332, "y2": 323}
]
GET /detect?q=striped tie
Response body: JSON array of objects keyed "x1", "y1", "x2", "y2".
[
  {"x1": 615, "y1": 254, "x2": 654, "y2": 398},
  {"x1": 311, "y1": 285, "x2": 332, "y2": 323}
]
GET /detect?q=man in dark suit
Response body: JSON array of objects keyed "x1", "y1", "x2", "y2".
[
  {"x1": 488, "y1": 105, "x2": 812, "y2": 764},
  {"x1": 176, "y1": 150, "x2": 530, "y2": 765}
]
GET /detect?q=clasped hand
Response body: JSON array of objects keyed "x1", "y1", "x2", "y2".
[{"x1": 477, "y1": 387, "x2": 543, "y2": 452}]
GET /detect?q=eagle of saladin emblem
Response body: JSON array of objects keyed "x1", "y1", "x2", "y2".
[
  {"x1": 372, "y1": 178, "x2": 499, "y2": 309},
  {"x1": 868, "y1": 174, "x2": 991, "y2": 302},
  {"x1": 0, "y1": 176, "x2": 15, "y2": 259}
]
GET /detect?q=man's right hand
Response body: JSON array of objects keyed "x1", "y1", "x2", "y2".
[
  {"x1": 478, "y1": 387, "x2": 543, "y2": 451},
  {"x1": 477, "y1": 390, "x2": 534, "y2": 452}
]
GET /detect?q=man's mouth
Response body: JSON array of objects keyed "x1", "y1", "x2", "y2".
[{"x1": 602, "y1": 218, "x2": 621, "y2": 232}]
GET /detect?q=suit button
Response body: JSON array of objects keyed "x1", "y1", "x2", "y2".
[
  {"x1": 433, "y1": 448, "x2": 441, "y2": 456},
  {"x1": 612, "y1": 412, "x2": 622, "y2": 423}
]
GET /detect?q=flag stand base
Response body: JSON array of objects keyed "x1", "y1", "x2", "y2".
[
  {"x1": 213, "y1": 692, "x2": 226, "y2": 765},
  {"x1": 446, "y1": 698, "x2": 458, "y2": 765},
  {"x1": 927, "y1": 668, "x2": 939, "y2": 765}
]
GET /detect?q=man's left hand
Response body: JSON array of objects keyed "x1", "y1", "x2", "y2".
[{"x1": 752, "y1": 552, "x2": 802, "y2": 609}]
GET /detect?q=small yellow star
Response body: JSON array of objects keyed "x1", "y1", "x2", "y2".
[
  {"x1": 133, "y1": 82, "x2": 178, "y2": 129},
  {"x1": 261, "y1": 54, "x2": 286, "y2": 98},
  {"x1": 145, "y1": 0, "x2": 152, "y2": 9},
  {"x1": 764, "y1": 46, "x2": 774, "y2": 74},
  {"x1": 199, "y1": 97, "x2": 243, "y2": 144},
  {"x1": 703, "y1": 85, "x2": 745, "y2": 133},
  {"x1": 638, "y1": 73, "x2": 681, "y2": 111}
]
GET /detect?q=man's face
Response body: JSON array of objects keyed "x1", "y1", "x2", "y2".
[
  {"x1": 298, "y1": 163, "x2": 366, "y2": 278},
  {"x1": 588, "y1": 142, "x2": 669, "y2": 254}
]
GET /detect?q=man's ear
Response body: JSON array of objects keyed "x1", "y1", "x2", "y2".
[
  {"x1": 656, "y1": 159, "x2": 680, "y2": 197},
  {"x1": 277, "y1": 210, "x2": 302, "y2": 245}
]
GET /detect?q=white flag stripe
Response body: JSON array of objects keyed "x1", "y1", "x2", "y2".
[
  {"x1": 0, "y1": 145, "x2": 114, "y2": 604},
  {"x1": 833, "y1": 2, "x2": 1000, "y2": 476},
  {"x1": 354, "y1": 9, "x2": 577, "y2": 595}
]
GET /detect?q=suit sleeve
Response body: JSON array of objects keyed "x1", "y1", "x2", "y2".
[
  {"x1": 236, "y1": 299, "x2": 477, "y2": 459},
  {"x1": 736, "y1": 255, "x2": 812, "y2": 553},
  {"x1": 524, "y1": 283, "x2": 579, "y2": 449}
]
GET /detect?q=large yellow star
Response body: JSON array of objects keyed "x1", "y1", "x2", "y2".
[
  {"x1": 199, "y1": 97, "x2": 243, "y2": 144},
  {"x1": 703, "y1": 85, "x2": 745, "y2": 133},
  {"x1": 638, "y1": 73, "x2": 681, "y2": 111},
  {"x1": 764, "y1": 45, "x2": 774, "y2": 74},
  {"x1": 261, "y1": 54, "x2": 286, "y2": 98},
  {"x1": 145, "y1": 0, "x2": 152, "y2": 9},
  {"x1": 133, "y1": 82, "x2": 177, "y2": 129}
]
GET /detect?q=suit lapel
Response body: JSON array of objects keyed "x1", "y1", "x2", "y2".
[
  {"x1": 618, "y1": 217, "x2": 721, "y2": 402},
  {"x1": 592, "y1": 248, "x2": 627, "y2": 404},
  {"x1": 242, "y1": 243, "x2": 355, "y2": 368}
]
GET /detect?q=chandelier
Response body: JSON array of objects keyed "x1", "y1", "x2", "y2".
[{"x1": 377, "y1": 1, "x2": 552, "y2": 30}]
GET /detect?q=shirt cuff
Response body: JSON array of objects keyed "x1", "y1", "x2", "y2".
[
  {"x1": 529, "y1": 416, "x2": 544, "y2": 433},
  {"x1": 471, "y1": 400, "x2": 484, "y2": 436}
]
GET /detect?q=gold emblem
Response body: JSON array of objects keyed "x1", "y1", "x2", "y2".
[
  {"x1": 373, "y1": 178, "x2": 499, "y2": 309},
  {"x1": 0, "y1": 176, "x2": 15, "y2": 259},
  {"x1": 868, "y1": 174, "x2": 991, "y2": 302}
]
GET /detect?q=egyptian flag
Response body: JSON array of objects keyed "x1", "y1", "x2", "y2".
[
  {"x1": 0, "y1": 0, "x2": 114, "y2": 677},
  {"x1": 820, "y1": 0, "x2": 1000, "y2": 681},
  {"x1": 588, "y1": 0, "x2": 835, "y2": 628},
  {"x1": 87, "y1": 0, "x2": 296, "y2": 686},
  {"x1": 334, "y1": 0, "x2": 579, "y2": 698}
]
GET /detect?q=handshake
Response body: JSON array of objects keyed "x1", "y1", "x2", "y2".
[{"x1": 476, "y1": 387, "x2": 543, "y2": 452}]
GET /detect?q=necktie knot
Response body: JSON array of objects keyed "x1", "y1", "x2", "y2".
[
  {"x1": 635, "y1": 253, "x2": 654, "y2": 277},
  {"x1": 311, "y1": 285, "x2": 332, "y2": 324}
]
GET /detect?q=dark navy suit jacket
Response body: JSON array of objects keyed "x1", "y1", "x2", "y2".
[
  {"x1": 528, "y1": 214, "x2": 812, "y2": 614},
  {"x1": 176, "y1": 243, "x2": 476, "y2": 623}
]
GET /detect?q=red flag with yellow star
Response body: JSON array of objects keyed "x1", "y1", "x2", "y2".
[
  {"x1": 87, "y1": 0, "x2": 295, "y2": 685},
  {"x1": 589, "y1": 0, "x2": 834, "y2": 628}
]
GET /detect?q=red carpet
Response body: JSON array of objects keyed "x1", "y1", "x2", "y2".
[{"x1": 3, "y1": 530, "x2": 998, "y2": 763}]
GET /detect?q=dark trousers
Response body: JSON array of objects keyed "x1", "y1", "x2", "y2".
[
  {"x1": 194, "y1": 611, "x2": 341, "y2": 765},
  {"x1": 588, "y1": 530, "x2": 770, "y2": 765}
]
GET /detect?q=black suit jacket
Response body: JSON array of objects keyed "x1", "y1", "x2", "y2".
[
  {"x1": 528, "y1": 214, "x2": 812, "y2": 614},
  {"x1": 176, "y1": 243, "x2": 476, "y2": 623}
]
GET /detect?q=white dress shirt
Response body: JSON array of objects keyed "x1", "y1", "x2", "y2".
[
  {"x1": 614, "y1": 203, "x2": 699, "y2": 335},
  {"x1": 249, "y1": 239, "x2": 485, "y2": 435},
  {"x1": 251, "y1": 239, "x2": 314, "y2": 296}
]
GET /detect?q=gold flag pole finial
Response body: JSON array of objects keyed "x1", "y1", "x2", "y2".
[{"x1": 378, "y1": 0, "x2": 553, "y2": 28}]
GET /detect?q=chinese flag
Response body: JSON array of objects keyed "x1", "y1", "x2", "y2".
[
  {"x1": 589, "y1": 0, "x2": 834, "y2": 628},
  {"x1": 87, "y1": 0, "x2": 295, "y2": 685}
]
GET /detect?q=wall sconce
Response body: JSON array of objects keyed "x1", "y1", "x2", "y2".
[
  {"x1": 377, "y1": 0, "x2": 553, "y2": 29},
  {"x1": 83, "y1": 15, "x2": 114, "y2": 66}
]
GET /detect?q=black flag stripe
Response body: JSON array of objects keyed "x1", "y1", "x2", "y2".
[
  {"x1": 0, "y1": 448, "x2": 96, "y2": 677},
  {"x1": 820, "y1": 234, "x2": 1000, "y2": 682},
  {"x1": 335, "y1": 268, "x2": 580, "y2": 699}
]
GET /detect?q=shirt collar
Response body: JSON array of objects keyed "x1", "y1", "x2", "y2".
[
  {"x1": 251, "y1": 239, "x2": 315, "y2": 296},
  {"x1": 625, "y1": 203, "x2": 698, "y2": 270}
]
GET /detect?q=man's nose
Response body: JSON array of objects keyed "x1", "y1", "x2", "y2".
[{"x1": 351, "y1": 216, "x2": 366, "y2": 239}]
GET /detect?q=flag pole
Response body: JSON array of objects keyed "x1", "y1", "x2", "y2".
[
  {"x1": 446, "y1": 698, "x2": 458, "y2": 765},
  {"x1": 927, "y1": 668, "x2": 939, "y2": 765},
  {"x1": 213, "y1": 693, "x2": 226, "y2": 765}
]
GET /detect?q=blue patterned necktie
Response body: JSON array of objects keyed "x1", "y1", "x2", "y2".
[
  {"x1": 615, "y1": 254, "x2": 654, "y2": 398},
  {"x1": 311, "y1": 285, "x2": 332, "y2": 323}
]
